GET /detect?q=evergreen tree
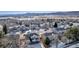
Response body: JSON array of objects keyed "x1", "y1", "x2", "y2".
[
  {"x1": 44, "y1": 37, "x2": 51, "y2": 46},
  {"x1": 54, "y1": 22, "x2": 58, "y2": 28},
  {"x1": 3, "y1": 24, "x2": 7, "y2": 34}
]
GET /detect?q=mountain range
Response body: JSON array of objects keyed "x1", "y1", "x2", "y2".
[{"x1": 0, "y1": 11, "x2": 79, "y2": 17}]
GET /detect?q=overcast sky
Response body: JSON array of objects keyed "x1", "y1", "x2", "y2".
[{"x1": 0, "y1": 0, "x2": 78, "y2": 11}]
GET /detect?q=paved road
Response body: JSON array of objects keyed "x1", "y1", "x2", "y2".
[
  {"x1": 67, "y1": 43, "x2": 79, "y2": 48},
  {"x1": 63, "y1": 41, "x2": 79, "y2": 48}
]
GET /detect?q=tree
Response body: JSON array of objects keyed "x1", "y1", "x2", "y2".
[
  {"x1": 3, "y1": 24, "x2": 7, "y2": 34},
  {"x1": 25, "y1": 24, "x2": 29, "y2": 27},
  {"x1": 54, "y1": 22, "x2": 58, "y2": 28},
  {"x1": 19, "y1": 21, "x2": 22, "y2": 25},
  {"x1": 69, "y1": 22, "x2": 73, "y2": 26},
  {"x1": 44, "y1": 37, "x2": 51, "y2": 46},
  {"x1": 64, "y1": 27, "x2": 79, "y2": 42},
  {"x1": 29, "y1": 37, "x2": 33, "y2": 43},
  {"x1": 47, "y1": 19, "x2": 52, "y2": 23}
]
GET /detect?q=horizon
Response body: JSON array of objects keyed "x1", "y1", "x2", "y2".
[
  {"x1": 0, "y1": 11, "x2": 73, "y2": 15},
  {"x1": 0, "y1": 11, "x2": 78, "y2": 16},
  {"x1": 0, "y1": 11, "x2": 54, "y2": 15}
]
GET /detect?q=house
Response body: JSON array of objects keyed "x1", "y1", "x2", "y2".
[{"x1": 27, "y1": 32, "x2": 40, "y2": 43}]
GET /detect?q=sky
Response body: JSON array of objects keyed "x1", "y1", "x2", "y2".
[
  {"x1": 0, "y1": 0, "x2": 79, "y2": 11},
  {"x1": 0, "y1": 0, "x2": 79, "y2": 15}
]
